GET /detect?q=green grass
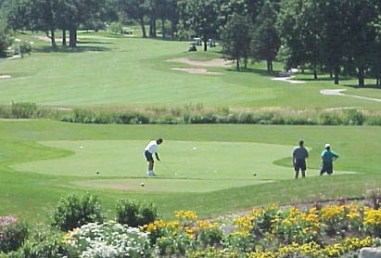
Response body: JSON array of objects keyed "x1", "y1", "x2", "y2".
[
  {"x1": 0, "y1": 31, "x2": 380, "y2": 111},
  {"x1": 1, "y1": 119, "x2": 381, "y2": 222},
  {"x1": 1, "y1": 31, "x2": 381, "y2": 224}
]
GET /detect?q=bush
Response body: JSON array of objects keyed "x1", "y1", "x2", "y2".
[
  {"x1": 51, "y1": 193, "x2": 104, "y2": 231},
  {"x1": 344, "y1": 109, "x2": 365, "y2": 125},
  {"x1": 0, "y1": 215, "x2": 28, "y2": 253},
  {"x1": 63, "y1": 221, "x2": 152, "y2": 258},
  {"x1": 11, "y1": 102, "x2": 37, "y2": 118},
  {"x1": 19, "y1": 234, "x2": 69, "y2": 258},
  {"x1": 115, "y1": 200, "x2": 158, "y2": 227},
  {"x1": 319, "y1": 112, "x2": 342, "y2": 125}
]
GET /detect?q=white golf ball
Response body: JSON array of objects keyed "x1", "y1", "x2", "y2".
[
  {"x1": 193, "y1": 147, "x2": 197, "y2": 151},
  {"x1": 80, "y1": 145, "x2": 84, "y2": 149},
  {"x1": 141, "y1": 182, "x2": 145, "y2": 187}
]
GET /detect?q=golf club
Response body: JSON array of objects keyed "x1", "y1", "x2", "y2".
[{"x1": 160, "y1": 161, "x2": 178, "y2": 176}]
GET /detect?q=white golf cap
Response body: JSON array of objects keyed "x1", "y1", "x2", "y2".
[{"x1": 325, "y1": 143, "x2": 330, "y2": 148}]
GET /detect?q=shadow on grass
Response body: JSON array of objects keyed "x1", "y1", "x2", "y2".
[
  {"x1": 34, "y1": 45, "x2": 111, "y2": 53},
  {"x1": 226, "y1": 67, "x2": 281, "y2": 77},
  {"x1": 343, "y1": 83, "x2": 381, "y2": 89}
]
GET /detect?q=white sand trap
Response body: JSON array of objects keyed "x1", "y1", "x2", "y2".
[
  {"x1": 171, "y1": 67, "x2": 221, "y2": 75},
  {"x1": 271, "y1": 76, "x2": 306, "y2": 84},
  {"x1": 167, "y1": 57, "x2": 232, "y2": 67},
  {"x1": 320, "y1": 89, "x2": 347, "y2": 95},
  {"x1": 0, "y1": 75, "x2": 11, "y2": 79}
]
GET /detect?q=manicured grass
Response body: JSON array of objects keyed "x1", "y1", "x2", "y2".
[
  {"x1": 0, "y1": 31, "x2": 380, "y2": 111},
  {"x1": 1, "y1": 120, "x2": 381, "y2": 222},
  {"x1": 1, "y1": 31, "x2": 381, "y2": 225}
]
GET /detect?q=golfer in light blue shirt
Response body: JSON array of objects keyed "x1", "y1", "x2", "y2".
[{"x1": 320, "y1": 144, "x2": 339, "y2": 175}]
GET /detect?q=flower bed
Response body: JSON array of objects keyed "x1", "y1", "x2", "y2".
[{"x1": 4, "y1": 195, "x2": 381, "y2": 257}]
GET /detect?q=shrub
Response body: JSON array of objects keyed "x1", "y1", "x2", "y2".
[
  {"x1": 63, "y1": 221, "x2": 152, "y2": 258},
  {"x1": 51, "y1": 193, "x2": 104, "y2": 231},
  {"x1": 11, "y1": 102, "x2": 37, "y2": 118},
  {"x1": 19, "y1": 234, "x2": 69, "y2": 258},
  {"x1": 115, "y1": 200, "x2": 158, "y2": 227},
  {"x1": 108, "y1": 22, "x2": 123, "y2": 34},
  {"x1": 319, "y1": 112, "x2": 342, "y2": 125},
  {"x1": 0, "y1": 215, "x2": 28, "y2": 253},
  {"x1": 343, "y1": 109, "x2": 365, "y2": 125},
  {"x1": 366, "y1": 188, "x2": 381, "y2": 209}
]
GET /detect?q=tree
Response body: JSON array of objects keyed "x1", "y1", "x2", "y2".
[
  {"x1": 62, "y1": 0, "x2": 105, "y2": 48},
  {"x1": 1, "y1": 0, "x2": 30, "y2": 32},
  {"x1": 342, "y1": 0, "x2": 379, "y2": 87},
  {"x1": 0, "y1": 15, "x2": 13, "y2": 57},
  {"x1": 277, "y1": 0, "x2": 323, "y2": 79},
  {"x1": 221, "y1": 13, "x2": 251, "y2": 70},
  {"x1": 370, "y1": 19, "x2": 381, "y2": 87},
  {"x1": 24, "y1": 0, "x2": 65, "y2": 48},
  {"x1": 178, "y1": 0, "x2": 220, "y2": 51},
  {"x1": 250, "y1": 1, "x2": 280, "y2": 73},
  {"x1": 117, "y1": 0, "x2": 150, "y2": 38}
]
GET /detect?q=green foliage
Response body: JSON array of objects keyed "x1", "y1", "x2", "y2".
[
  {"x1": 10, "y1": 102, "x2": 37, "y2": 118},
  {"x1": 51, "y1": 193, "x2": 104, "y2": 232},
  {"x1": 17, "y1": 40, "x2": 32, "y2": 58},
  {"x1": 156, "y1": 231, "x2": 191, "y2": 257},
  {"x1": 19, "y1": 233, "x2": 68, "y2": 258},
  {"x1": 0, "y1": 216, "x2": 28, "y2": 253},
  {"x1": 0, "y1": 33, "x2": 13, "y2": 57},
  {"x1": 115, "y1": 200, "x2": 158, "y2": 227},
  {"x1": 250, "y1": 1, "x2": 280, "y2": 73},
  {"x1": 108, "y1": 22, "x2": 123, "y2": 34},
  {"x1": 221, "y1": 13, "x2": 252, "y2": 70}
]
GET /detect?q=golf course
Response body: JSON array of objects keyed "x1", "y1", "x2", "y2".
[{"x1": 1, "y1": 31, "x2": 381, "y2": 223}]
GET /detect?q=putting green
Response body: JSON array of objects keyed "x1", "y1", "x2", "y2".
[
  {"x1": 12, "y1": 140, "x2": 293, "y2": 178},
  {"x1": 11, "y1": 140, "x2": 352, "y2": 192}
]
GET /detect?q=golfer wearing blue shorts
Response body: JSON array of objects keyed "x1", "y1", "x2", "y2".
[
  {"x1": 292, "y1": 140, "x2": 309, "y2": 179},
  {"x1": 320, "y1": 144, "x2": 339, "y2": 175},
  {"x1": 144, "y1": 138, "x2": 163, "y2": 176}
]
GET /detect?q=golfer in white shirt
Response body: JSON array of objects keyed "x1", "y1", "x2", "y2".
[{"x1": 144, "y1": 138, "x2": 163, "y2": 176}]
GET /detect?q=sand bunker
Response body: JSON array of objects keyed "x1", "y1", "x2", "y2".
[
  {"x1": 167, "y1": 57, "x2": 232, "y2": 67},
  {"x1": 167, "y1": 57, "x2": 230, "y2": 75},
  {"x1": 271, "y1": 76, "x2": 306, "y2": 84},
  {"x1": 320, "y1": 89, "x2": 347, "y2": 95},
  {"x1": 171, "y1": 67, "x2": 221, "y2": 75}
]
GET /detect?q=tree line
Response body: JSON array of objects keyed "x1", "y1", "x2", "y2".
[{"x1": 0, "y1": 0, "x2": 380, "y2": 86}]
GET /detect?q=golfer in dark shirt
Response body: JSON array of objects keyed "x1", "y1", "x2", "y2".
[{"x1": 292, "y1": 140, "x2": 309, "y2": 179}]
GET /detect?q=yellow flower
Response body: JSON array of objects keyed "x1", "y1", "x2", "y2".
[{"x1": 174, "y1": 210, "x2": 198, "y2": 220}]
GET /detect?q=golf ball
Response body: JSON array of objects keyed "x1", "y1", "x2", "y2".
[
  {"x1": 141, "y1": 183, "x2": 145, "y2": 187},
  {"x1": 193, "y1": 147, "x2": 197, "y2": 151},
  {"x1": 80, "y1": 145, "x2": 84, "y2": 149}
]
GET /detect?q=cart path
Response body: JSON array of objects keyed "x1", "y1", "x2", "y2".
[{"x1": 320, "y1": 89, "x2": 381, "y2": 102}]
